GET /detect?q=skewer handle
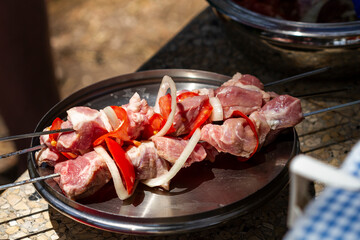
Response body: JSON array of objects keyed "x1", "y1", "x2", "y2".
[{"x1": 0, "y1": 173, "x2": 60, "y2": 191}]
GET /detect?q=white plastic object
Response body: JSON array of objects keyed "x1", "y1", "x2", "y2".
[{"x1": 288, "y1": 154, "x2": 360, "y2": 227}]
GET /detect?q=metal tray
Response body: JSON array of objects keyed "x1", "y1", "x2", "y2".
[{"x1": 28, "y1": 69, "x2": 300, "y2": 235}]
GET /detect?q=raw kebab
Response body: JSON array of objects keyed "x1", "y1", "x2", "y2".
[{"x1": 35, "y1": 73, "x2": 303, "y2": 200}]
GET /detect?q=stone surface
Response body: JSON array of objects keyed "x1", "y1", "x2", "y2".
[
  {"x1": 1, "y1": 3, "x2": 360, "y2": 240},
  {"x1": 0, "y1": 0, "x2": 207, "y2": 185}
]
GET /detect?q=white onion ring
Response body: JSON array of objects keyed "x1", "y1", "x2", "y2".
[
  {"x1": 209, "y1": 96, "x2": 223, "y2": 122},
  {"x1": 151, "y1": 75, "x2": 177, "y2": 138},
  {"x1": 94, "y1": 146, "x2": 130, "y2": 200},
  {"x1": 103, "y1": 106, "x2": 120, "y2": 130},
  {"x1": 143, "y1": 128, "x2": 201, "y2": 187}
]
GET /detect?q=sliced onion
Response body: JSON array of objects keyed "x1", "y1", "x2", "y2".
[
  {"x1": 94, "y1": 146, "x2": 130, "y2": 200},
  {"x1": 103, "y1": 106, "x2": 120, "y2": 130},
  {"x1": 209, "y1": 97, "x2": 223, "y2": 122},
  {"x1": 143, "y1": 128, "x2": 201, "y2": 187},
  {"x1": 151, "y1": 75, "x2": 177, "y2": 138}
]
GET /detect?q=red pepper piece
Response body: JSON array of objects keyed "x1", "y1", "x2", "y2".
[
  {"x1": 105, "y1": 137, "x2": 135, "y2": 194},
  {"x1": 49, "y1": 117, "x2": 64, "y2": 146},
  {"x1": 232, "y1": 110, "x2": 259, "y2": 161},
  {"x1": 142, "y1": 112, "x2": 176, "y2": 139},
  {"x1": 176, "y1": 91, "x2": 199, "y2": 102},
  {"x1": 142, "y1": 113, "x2": 163, "y2": 139},
  {"x1": 159, "y1": 93, "x2": 172, "y2": 119},
  {"x1": 183, "y1": 98, "x2": 213, "y2": 140},
  {"x1": 157, "y1": 93, "x2": 176, "y2": 134},
  {"x1": 93, "y1": 106, "x2": 130, "y2": 146},
  {"x1": 61, "y1": 152, "x2": 78, "y2": 159}
]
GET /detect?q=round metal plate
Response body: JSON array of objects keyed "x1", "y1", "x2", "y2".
[{"x1": 28, "y1": 69, "x2": 299, "y2": 235}]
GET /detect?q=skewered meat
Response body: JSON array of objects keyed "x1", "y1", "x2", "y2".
[
  {"x1": 152, "y1": 136, "x2": 207, "y2": 167},
  {"x1": 122, "y1": 93, "x2": 154, "y2": 139},
  {"x1": 126, "y1": 141, "x2": 169, "y2": 180},
  {"x1": 173, "y1": 95, "x2": 210, "y2": 136},
  {"x1": 35, "y1": 147, "x2": 64, "y2": 167},
  {"x1": 41, "y1": 107, "x2": 112, "y2": 154},
  {"x1": 222, "y1": 73, "x2": 264, "y2": 89},
  {"x1": 259, "y1": 95, "x2": 304, "y2": 130},
  {"x1": 200, "y1": 94, "x2": 303, "y2": 157},
  {"x1": 221, "y1": 72, "x2": 271, "y2": 104},
  {"x1": 201, "y1": 118, "x2": 258, "y2": 158},
  {"x1": 54, "y1": 151, "x2": 112, "y2": 200},
  {"x1": 215, "y1": 86, "x2": 264, "y2": 118},
  {"x1": 36, "y1": 72, "x2": 304, "y2": 200}
]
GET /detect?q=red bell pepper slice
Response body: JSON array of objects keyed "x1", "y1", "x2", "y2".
[
  {"x1": 176, "y1": 91, "x2": 199, "y2": 102},
  {"x1": 61, "y1": 152, "x2": 78, "y2": 159},
  {"x1": 183, "y1": 98, "x2": 213, "y2": 140},
  {"x1": 159, "y1": 93, "x2": 172, "y2": 119},
  {"x1": 93, "y1": 106, "x2": 130, "y2": 146},
  {"x1": 49, "y1": 117, "x2": 64, "y2": 146},
  {"x1": 142, "y1": 113, "x2": 164, "y2": 139},
  {"x1": 156, "y1": 93, "x2": 176, "y2": 134},
  {"x1": 105, "y1": 137, "x2": 135, "y2": 194},
  {"x1": 231, "y1": 110, "x2": 259, "y2": 161}
]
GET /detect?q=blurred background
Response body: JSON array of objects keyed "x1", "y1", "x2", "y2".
[{"x1": 0, "y1": 0, "x2": 207, "y2": 185}]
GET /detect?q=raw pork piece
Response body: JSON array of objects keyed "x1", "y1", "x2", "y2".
[
  {"x1": 122, "y1": 93, "x2": 155, "y2": 139},
  {"x1": 259, "y1": 95, "x2": 303, "y2": 130},
  {"x1": 35, "y1": 148, "x2": 65, "y2": 167},
  {"x1": 172, "y1": 95, "x2": 211, "y2": 136},
  {"x1": 55, "y1": 107, "x2": 111, "y2": 153},
  {"x1": 215, "y1": 86, "x2": 263, "y2": 119},
  {"x1": 200, "y1": 94, "x2": 303, "y2": 157},
  {"x1": 222, "y1": 72, "x2": 264, "y2": 90},
  {"x1": 200, "y1": 118, "x2": 258, "y2": 158},
  {"x1": 259, "y1": 94, "x2": 303, "y2": 145},
  {"x1": 192, "y1": 88, "x2": 215, "y2": 97},
  {"x1": 126, "y1": 141, "x2": 169, "y2": 180},
  {"x1": 152, "y1": 136, "x2": 207, "y2": 167},
  {"x1": 221, "y1": 73, "x2": 271, "y2": 104},
  {"x1": 54, "y1": 151, "x2": 111, "y2": 200}
]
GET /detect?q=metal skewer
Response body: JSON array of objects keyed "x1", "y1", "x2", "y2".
[
  {"x1": 0, "y1": 98, "x2": 359, "y2": 190},
  {"x1": 303, "y1": 99, "x2": 360, "y2": 117},
  {"x1": 0, "y1": 128, "x2": 74, "y2": 142},
  {"x1": 294, "y1": 88, "x2": 348, "y2": 98},
  {"x1": 0, "y1": 144, "x2": 45, "y2": 160},
  {"x1": 264, "y1": 66, "x2": 330, "y2": 87},
  {"x1": 0, "y1": 173, "x2": 60, "y2": 191},
  {"x1": 0, "y1": 67, "x2": 330, "y2": 144},
  {"x1": 0, "y1": 89, "x2": 356, "y2": 160},
  {"x1": 0, "y1": 66, "x2": 342, "y2": 191}
]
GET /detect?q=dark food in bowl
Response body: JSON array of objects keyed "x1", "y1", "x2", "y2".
[
  {"x1": 207, "y1": 0, "x2": 360, "y2": 76},
  {"x1": 233, "y1": 0, "x2": 358, "y2": 22}
]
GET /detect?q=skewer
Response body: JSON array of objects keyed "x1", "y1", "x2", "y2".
[
  {"x1": 0, "y1": 93, "x2": 357, "y2": 161},
  {"x1": 0, "y1": 67, "x2": 330, "y2": 144},
  {"x1": 263, "y1": 66, "x2": 330, "y2": 87},
  {"x1": 0, "y1": 145, "x2": 45, "y2": 160},
  {"x1": 0, "y1": 173, "x2": 60, "y2": 191},
  {"x1": 294, "y1": 88, "x2": 348, "y2": 98},
  {"x1": 0, "y1": 128, "x2": 73, "y2": 142},
  {"x1": 303, "y1": 99, "x2": 360, "y2": 117},
  {"x1": 1, "y1": 98, "x2": 360, "y2": 190}
]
